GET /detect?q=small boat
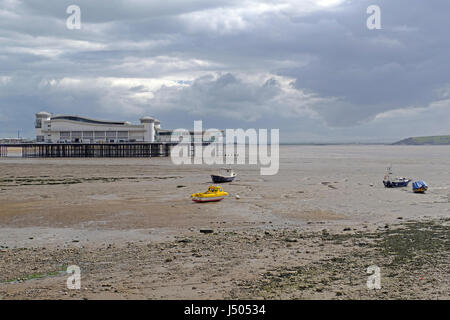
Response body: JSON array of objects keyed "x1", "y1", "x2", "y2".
[
  {"x1": 191, "y1": 186, "x2": 228, "y2": 203},
  {"x1": 383, "y1": 177, "x2": 411, "y2": 188},
  {"x1": 412, "y1": 181, "x2": 428, "y2": 193},
  {"x1": 211, "y1": 168, "x2": 236, "y2": 183},
  {"x1": 383, "y1": 166, "x2": 411, "y2": 188}
]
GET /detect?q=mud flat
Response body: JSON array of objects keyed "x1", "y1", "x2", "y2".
[{"x1": 0, "y1": 145, "x2": 449, "y2": 299}]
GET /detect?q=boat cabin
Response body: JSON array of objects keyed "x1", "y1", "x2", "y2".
[{"x1": 208, "y1": 186, "x2": 223, "y2": 193}]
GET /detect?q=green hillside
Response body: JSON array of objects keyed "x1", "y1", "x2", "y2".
[{"x1": 393, "y1": 135, "x2": 450, "y2": 145}]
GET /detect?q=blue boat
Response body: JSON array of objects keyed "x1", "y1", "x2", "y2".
[
  {"x1": 383, "y1": 178, "x2": 411, "y2": 188},
  {"x1": 383, "y1": 167, "x2": 411, "y2": 188},
  {"x1": 211, "y1": 168, "x2": 236, "y2": 183},
  {"x1": 412, "y1": 181, "x2": 428, "y2": 193}
]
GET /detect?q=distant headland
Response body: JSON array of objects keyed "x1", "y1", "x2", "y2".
[{"x1": 393, "y1": 135, "x2": 450, "y2": 145}]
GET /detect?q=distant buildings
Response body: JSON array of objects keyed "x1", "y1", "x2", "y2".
[
  {"x1": 35, "y1": 112, "x2": 163, "y2": 143},
  {"x1": 0, "y1": 138, "x2": 32, "y2": 144}
]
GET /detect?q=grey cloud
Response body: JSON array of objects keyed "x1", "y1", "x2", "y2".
[
  {"x1": 0, "y1": 0, "x2": 449, "y2": 142},
  {"x1": 280, "y1": 0, "x2": 450, "y2": 125},
  {"x1": 150, "y1": 73, "x2": 286, "y2": 120},
  {"x1": 21, "y1": 0, "x2": 238, "y2": 22}
]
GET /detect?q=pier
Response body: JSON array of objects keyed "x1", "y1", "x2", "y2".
[
  {"x1": 0, "y1": 144, "x2": 8, "y2": 157},
  {"x1": 0, "y1": 142, "x2": 178, "y2": 158}
]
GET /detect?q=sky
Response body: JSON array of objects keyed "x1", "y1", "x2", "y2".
[{"x1": 0, "y1": 0, "x2": 449, "y2": 143}]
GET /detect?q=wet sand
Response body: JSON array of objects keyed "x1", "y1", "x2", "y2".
[{"x1": 0, "y1": 145, "x2": 449, "y2": 299}]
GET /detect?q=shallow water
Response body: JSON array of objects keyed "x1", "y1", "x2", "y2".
[{"x1": 0, "y1": 145, "x2": 449, "y2": 248}]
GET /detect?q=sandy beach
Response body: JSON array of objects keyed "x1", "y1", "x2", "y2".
[{"x1": 0, "y1": 145, "x2": 448, "y2": 299}]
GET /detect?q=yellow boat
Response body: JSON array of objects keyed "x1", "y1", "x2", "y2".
[{"x1": 191, "y1": 186, "x2": 228, "y2": 203}]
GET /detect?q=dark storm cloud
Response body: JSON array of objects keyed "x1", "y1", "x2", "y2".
[
  {"x1": 281, "y1": 0, "x2": 450, "y2": 125},
  {"x1": 0, "y1": 0, "x2": 449, "y2": 141}
]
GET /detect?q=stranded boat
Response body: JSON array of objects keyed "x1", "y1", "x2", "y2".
[
  {"x1": 211, "y1": 168, "x2": 237, "y2": 183},
  {"x1": 383, "y1": 167, "x2": 411, "y2": 188},
  {"x1": 191, "y1": 186, "x2": 228, "y2": 203},
  {"x1": 412, "y1": 181, "x2": 428, "y2": 193}
]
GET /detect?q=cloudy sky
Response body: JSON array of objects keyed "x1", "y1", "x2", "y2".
[{"x1": 1, "y1": 0, "x2": 449, "y2": 142}]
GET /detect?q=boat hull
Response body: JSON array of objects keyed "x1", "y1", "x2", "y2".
[
  {"x1": 383, "y1": 180, "x2": 411, "y2": 188},
  {"x1": 211, "y1": 175, "x2": 235, "y2": 183},
  {"x1": 192, "y1": 196, "x2": 225, "y2": 203}
]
